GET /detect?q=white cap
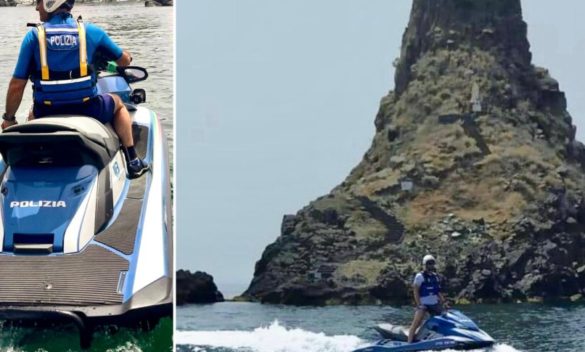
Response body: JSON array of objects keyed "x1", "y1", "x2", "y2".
[
  {"x1": 43, "y1": 0, "x2": 70, "y2": 13},
  {"x1": 422, "y1": 254, "x2": 436, "y2": 266}
]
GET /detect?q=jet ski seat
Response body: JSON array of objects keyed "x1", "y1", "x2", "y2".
[
  {"x1": 374, "y1": 324, "x2": 408, "y2": 341},
  {"x1": 0, "y1": 116, "x2": 120, "y2": 169}
]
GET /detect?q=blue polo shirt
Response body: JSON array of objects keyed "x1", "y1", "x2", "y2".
[{"x1": 13, "y1": 13, "x2": 123, "y2": 80}]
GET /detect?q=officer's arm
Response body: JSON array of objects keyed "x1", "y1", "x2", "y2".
[
  {"x1": 94, "y1": 24, "x2": 132, "y2": 67},
  {"x1": 413, "y1": 284, "x2": 422, "y2": 307},
  {"x1": 439, "y1": 291, "x2": 450, "y2": 310},
  {"x1": 116, "y1": 50, "x2": 132, "y2": 67},
  {"x1": 5, "y1": 78, "x2": 27, "y2": 118},
  {"x1": 437, "y1": 276, "x2": 447, "y2": 306},
  {"x1": 5, "y1": 31, "x2": 33, "y2": 121}
]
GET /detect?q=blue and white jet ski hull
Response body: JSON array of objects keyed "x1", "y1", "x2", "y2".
[
  {"x1": 354, "y1": 336, "x2": 493, "y2": 352},
  {"x1": 0, "y1": 68, "x2": 172, "y2": 348},
  {"x1": 354, "y1": 310, "x2": 494, "y2": 352}
]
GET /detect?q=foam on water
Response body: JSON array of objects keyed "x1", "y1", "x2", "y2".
[
  {"x1": 176, "y1": 321, "x2": 522, "y2": 352},
  {"x1": 491, "y1": 345, "x2": 523, "y2": 352},
  {"x1": 176, "y1": 320, "x2": 364, "y2": 352},
  {"x1": 105, "y1": 342, "x2": 143, "y2": 352}
]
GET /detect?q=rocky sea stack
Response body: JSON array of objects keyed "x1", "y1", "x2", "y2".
[
  {"x1": 243, "y1": 0, "x2": 585, "y2": 305},
  {"x1": 177, "y1": 270, "x2": 224, "y2": 305}
]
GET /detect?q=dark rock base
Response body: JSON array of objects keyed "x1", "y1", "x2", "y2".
[{"x1": 177, "y1": 270, "x2": 224, "y2": 305}]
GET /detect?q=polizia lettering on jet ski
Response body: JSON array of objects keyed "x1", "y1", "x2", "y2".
[{"x1": 10, "y1": 200, "x2": 66, "y2": 208}]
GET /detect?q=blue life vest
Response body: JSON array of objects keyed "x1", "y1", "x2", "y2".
[
  {"x1": 419, "y1": 271, "x2": 441, "y2": 299},
  {"x1": 32, "y1": 18, "x2": 97, "y2": 106}
]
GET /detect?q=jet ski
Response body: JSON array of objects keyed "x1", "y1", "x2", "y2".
[
  {"x1": 353, "y1": 310, "x2": 494, "y2": 352},
  {"x1": 0, "y1": 65, "x2": 172, "y2": 348}
]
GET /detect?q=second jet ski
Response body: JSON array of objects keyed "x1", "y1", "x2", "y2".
[{"x1": 353, "y1": 309, "x2": 494, "y2": 352}]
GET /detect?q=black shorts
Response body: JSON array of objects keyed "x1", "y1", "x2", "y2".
[{"x1": 419, "y1": 304, "x2": 443, "y2": 316}]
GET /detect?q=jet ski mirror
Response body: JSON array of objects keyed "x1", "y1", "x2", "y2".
[
  {"x1": 131, "y1": 88, "x2": 147, "y2": 104},
  {"x1": 119, "y1": 66, "x2": 149, "y2": 84}
]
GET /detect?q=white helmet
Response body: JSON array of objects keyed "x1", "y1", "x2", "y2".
[
  {"x1": 43, "y1": 0, "x2": 74, "y2": 13},
  {"x1": 422, "y1": 254, "x2": 436, "y2": 266}
]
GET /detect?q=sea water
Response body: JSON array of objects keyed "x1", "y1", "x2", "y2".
[{"x1": 177, "y1": 301, "x2": 585, "y2": 352}]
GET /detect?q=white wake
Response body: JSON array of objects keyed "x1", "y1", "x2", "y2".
[
  {"x1": 176, "y1": 321, "x2": 364, "y2": 352},
  {"x1": 176, "y1": 321, "x2": 522, "y2": 352}
]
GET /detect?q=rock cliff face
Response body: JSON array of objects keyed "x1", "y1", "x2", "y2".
[
  {"x1": 177, "y1": 270, "x2": 224, "y2": 305},
  {"x1": 243, "y1": 0, "x2": 585, "y2": 305}
]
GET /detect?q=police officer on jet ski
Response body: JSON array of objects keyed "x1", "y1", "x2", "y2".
[
  {"x1": 2, "y1": 0, "x2": 149, "y2": 179},
  {"x1": 407, "y1": 254, "x2": 448, "y2": 343}
]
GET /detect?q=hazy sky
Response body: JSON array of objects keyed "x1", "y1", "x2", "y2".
[{"x1": 177, "y1": 0, "x2": 585, "y2": 293}]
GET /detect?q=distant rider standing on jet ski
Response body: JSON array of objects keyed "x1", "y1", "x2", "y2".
[
  {"x1": 2, "y1": 0, "x2": 149, "y2": 179},
  {"x1": 407, "y1": 254, "x2": 447, "y2": 343}
]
